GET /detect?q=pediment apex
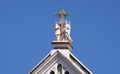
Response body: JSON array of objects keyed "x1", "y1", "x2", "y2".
[{"x1": 29, "y1": 49, "x2": 92, "y2": 74}]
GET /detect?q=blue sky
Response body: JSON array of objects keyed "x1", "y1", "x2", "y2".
[{"x1": 0, "y1": 0, "x2": 120, "y2": 74}]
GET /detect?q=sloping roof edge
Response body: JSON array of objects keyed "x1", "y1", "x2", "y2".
[
  {"x1": 69, "y1": 52, "x2": 93, "y2": 74},
  {"x1": 29, "y1": 49, "x2": 92, "y2": 74}
]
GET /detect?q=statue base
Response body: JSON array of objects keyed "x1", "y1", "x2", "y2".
[{"x1": 51, "y1": 41, "x2": 73, "y2": 51}]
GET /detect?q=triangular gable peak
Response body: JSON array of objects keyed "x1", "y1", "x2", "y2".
[
  {"x1": 29, "y1": 49, "x2": 92, "y2": 74},
  {"x1": 29, "y1": 8, "x2": 92, "y2": 74}
]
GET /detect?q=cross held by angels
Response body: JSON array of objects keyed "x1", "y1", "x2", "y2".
[{"x1": 54, "y1": 8, "x2": 72, "y2": 42}]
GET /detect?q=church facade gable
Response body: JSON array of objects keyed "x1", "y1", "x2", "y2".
[
  {"x1": 29, "y1": 50, "x2": 92, "y2": 74},
  {"x1": 29, "y1": 8, "x2": 92, "y2": 74},
  {"x1": 43, "y1": 52, "x2": 76, "y2": 74},
  {"x1": 29, "y1": 50, "x2": 75, "y2": 74}
]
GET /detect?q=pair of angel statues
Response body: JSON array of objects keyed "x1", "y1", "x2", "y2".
[{"x1": 54, "y1": 20, "x2": 72, "y2": 42}]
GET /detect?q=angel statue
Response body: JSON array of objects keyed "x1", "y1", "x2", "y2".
[
  {"x1": 54, "y1": 22, "x2": 61, "y2": 41},
  {"x1": 63, "y1": 21, "x2": 72, "y2": 42}
]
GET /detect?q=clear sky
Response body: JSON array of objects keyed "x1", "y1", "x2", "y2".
[{"x1": 0, "y1": 0, "x2": 120, "y2": 74}]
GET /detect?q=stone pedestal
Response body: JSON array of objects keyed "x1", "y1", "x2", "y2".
[{"x1": 51, "y1": 41, "x2": 73, "y2": 51}]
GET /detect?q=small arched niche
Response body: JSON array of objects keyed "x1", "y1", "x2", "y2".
[
  {"x1": 57, "y1": 64, "x2": 62, "y2": 74},
  {"x1": 50, "y1": 70, "x2": 55, "y2": 74},
  {"x1": 65, "y1": 71, "x2": 69, "y2": 74}
]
